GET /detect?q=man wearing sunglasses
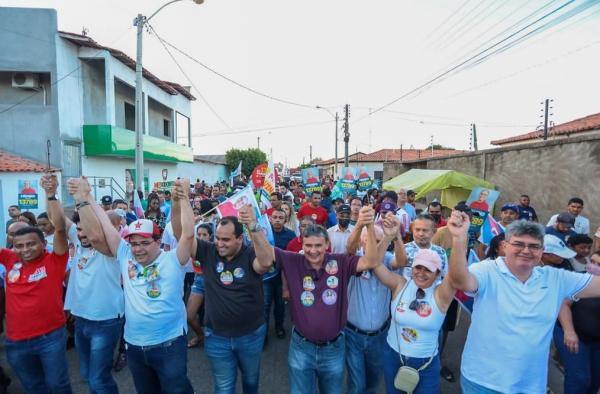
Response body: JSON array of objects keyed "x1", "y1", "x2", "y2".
[{"x1": 447, "y1": 213, "x2": 600, "y2": 394}]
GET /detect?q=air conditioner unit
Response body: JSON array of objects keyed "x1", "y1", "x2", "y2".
[{"x1": 12, "y1": 72, "x2": 41, "y2": 90}]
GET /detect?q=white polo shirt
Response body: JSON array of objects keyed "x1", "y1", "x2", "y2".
[
  {"x1": 327, "y1": 224, "x2": 354, "y2": 254},
  {"x1": 461, "y1": 257, "x2": 592, "y2": 393}
]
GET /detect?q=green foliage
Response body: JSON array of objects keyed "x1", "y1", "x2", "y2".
[
  {"x1": 425, "y1": 144, "x2": 455, "y2": 150},
  {"x1": 225, "y1": 148, "x2": 267, "y2": 177}
]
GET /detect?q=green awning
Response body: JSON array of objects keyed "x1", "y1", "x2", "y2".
[
  {"x1": 383, "y1": 169, "x2": 495, "y2": 208},
  {"x1": 83, "y1": 125, "x2": 193, "y2": 163}
]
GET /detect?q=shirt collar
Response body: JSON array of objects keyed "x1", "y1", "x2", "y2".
[{"x1": 495, "y1": 256, "x2": 542, "y2": 285}]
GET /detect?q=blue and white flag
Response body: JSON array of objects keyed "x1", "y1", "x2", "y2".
[{"x1": 230, "y1": 161, "x2": 242, "y2": 184}]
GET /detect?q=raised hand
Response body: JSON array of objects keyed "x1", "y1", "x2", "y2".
[
  {"x1": 447, "y1": 210, "x2": 470, "y2": 239},
  {"x1": 67, "y1": 177, "x2": 91, "y2": 201},
  {"x1": 41, "y1": 173, "x2": 59, "y2": 195},
  {"x1": 238, "y1": 204, "x2": 257, "y2": 226},
  {"x1": 382, "y1": 212, "x2": 401, "y2": 238},
  {"x1": 358, "y1": 206, "x2": 375, "y2": 226},
  {"x1": 173, "y1": 179, "x2": 190, "y2": 201}
]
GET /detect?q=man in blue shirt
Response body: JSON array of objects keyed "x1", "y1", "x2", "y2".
[
  {"x1": 447, "y1": 214, "x2": 600, "y2": 394},
  {"x1": 545, "y1": 212, "x2": 577, "y2": 243},
  {"x1": 264, "y1": 208, "x2": 296, "y2": 340},
  {"x1": 517, "y1": 194, "x2": 538, "y2": 221},
  {"x1": 397, "y1": 188, "x2": 417, "y2": 221}
]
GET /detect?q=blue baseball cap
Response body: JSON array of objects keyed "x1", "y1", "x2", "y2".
[{"x1": 501, "y1": 203, "x2": 519, "y2": 213}]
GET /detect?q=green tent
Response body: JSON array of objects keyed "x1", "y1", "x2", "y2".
[{"x1": 383, "y1": 169, "x2": 495, "y2": 209}]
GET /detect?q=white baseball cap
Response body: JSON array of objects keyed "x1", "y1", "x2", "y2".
[
  {"x1": 126, "y1": 219, "x2": 160, "y2": 239},
  {"x1": 543, "y1": 234, "x2": 576, "y2": 259},
  {"x1": 412, "y1": 249, "x2": 442, "y2": 272}
]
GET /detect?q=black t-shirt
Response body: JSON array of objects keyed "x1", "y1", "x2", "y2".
[{"x1": 196, "y1": 240, "x2": 264, "y2": 337}]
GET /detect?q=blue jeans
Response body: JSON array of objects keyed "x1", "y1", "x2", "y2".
[
  {"x1": 74, "y1": 316, "x2": 122, "y2": 394},
  {"x1": 263, "y1": 275, "x2": 284, "y2": 331},
  {"x1": 288, "y1": 329, "x2": 345, "y2": 394},
  {"x1": 204, "y1": 323, "x2": 266, "y2": 394},
  {"x1": 382, "y1": 340, "x2": 440, "y2": 394},
  {"x1": 554, "y1": 324, "x2": 600, "y2": 394},
  {"x1": 126, "y1": 334, "x2": 194, "y2": 394},
  {"x1": 5, "y1": 326, "x2": 72, "y2": 394},
  {"x1": 344, "y1": 326, "x2": 386, "y2": 394},
  {"x1": 460, "y1": 374, "x2": 504, "y2": 394}
]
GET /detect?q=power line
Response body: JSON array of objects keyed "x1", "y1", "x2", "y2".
[
  {"x1": 424, "y1": 0, "x2": 473, "y2": 41},
  {"x1": 194, "y1": 119, "x2": 333, "y2": 137},
  {"x1": 432, "y1": 0, "x2": 487, "y2": 48},
  {"x1": 148, "y1": 24, "x2": 233, "y2": 131},
  {"x1": 151, "y1": 31, "x2": 316, "y2": 110},
  {"x1": 362, "y1": 0, "x2": 579, "y2": 121}
]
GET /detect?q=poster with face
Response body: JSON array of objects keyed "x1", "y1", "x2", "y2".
[
  {"x1": 18, "y1": 179, "x2": 38, "y2": 209},
  {"x1": 302, "y1": 167, "x2": 321, "y2": 194},
  {"x1": 356, "y1": 167, "x2": 373, "y2": 191},
  {"x1": 466, "y1": 187, "x2": 499, "y2": 213},
  {"x1": 340, "y1": 167, "x2": 357, "y2": 193}
]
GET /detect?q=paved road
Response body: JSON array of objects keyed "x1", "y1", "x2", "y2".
[{"x1": 0, "y1": 310, "x2": 564, "y2": 393}]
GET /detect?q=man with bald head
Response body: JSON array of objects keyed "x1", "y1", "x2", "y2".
[
  {"x1": 396, "y1": 188, "x2": 416, "y2": 221},
  {"x1": 6, "y1": 221, "x2": 29, "y2": 249}
]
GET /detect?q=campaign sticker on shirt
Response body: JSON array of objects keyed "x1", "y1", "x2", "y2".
[
  {"x1": 7, "y1": 263, "x2": 22, "y2": 283},
  {"x1": 415, "y1": 301, "x2": 432, "y2": 318},
  {"x1": 301, "y1": 291, "x2": 315, "y2": 307},
  {"x1": 396, "y1": 302, "x2": 407, "y2": 313},
  {"x1": 220, "y1": 271, "x2": 233, "y2": 285},
  {"x1": 401, "y1": 327, "x2": 418, "y2": 343},
  {"x1": 127, "y1": 260, "x2": 138, "y2": 279},
  {"x1": 322, "y1": 289, "x2": 337, "y2": 305},
  {"x1": 325, "y1": 260, "x2": 338, "y2": 275},
  {"x1": 146, "y1": 282, "x2": 161, "y2": 298},
  {"x1": 303, "y1": 276, "x2": 315, "y2": 291},
  {"x1": 326, "y1": 276, "x2": 338, "y2": 289},
  {"x1": 233, "y1": 267, "x2": 245, "y2": 279},
  {"x1": 361, "y1": 270, "x2": 371, "y2": 280},
  {"x1": 311, "y1": 214, "x2": 318, "y2": 221},
  {"x1": 216, "y1": 262, "x2": 224, "y2": 273}
]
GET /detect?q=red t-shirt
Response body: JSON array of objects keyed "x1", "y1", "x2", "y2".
[
  {"x1": 297, "y1": 204, "x2": 328, "y2": 225},
  {"x1": 265, "y1": 207, "x2": 274, "y2": 217},
  {"x1": 0, "y1": 249, "x2": 68, "y2": 340},
  {"x1": 286, "y1": 237, "x2": 303, "y2": 252}
]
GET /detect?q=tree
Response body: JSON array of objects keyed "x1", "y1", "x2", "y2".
[
  {"x1": 425, "y1": 144, "x2": 455, "y2": 150},
  {"x1": 225, "y1": 148, "x2": 267, "y2": 177}
]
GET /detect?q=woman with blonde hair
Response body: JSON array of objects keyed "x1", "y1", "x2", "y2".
[{"x1": 281, "y1": 200, "x2": 300, "y2": 235}]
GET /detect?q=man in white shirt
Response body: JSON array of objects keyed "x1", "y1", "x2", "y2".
[
  {"x1": 327, "y1": 204, "x2": 355, "y2": 253},
  {"x1": 547, "y1": 197, "x2": 590, "y2": 235}
]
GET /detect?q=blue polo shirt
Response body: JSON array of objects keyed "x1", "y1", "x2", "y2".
[{"x1": 461, "y1": 257, "x2": 592, "y2": 393}]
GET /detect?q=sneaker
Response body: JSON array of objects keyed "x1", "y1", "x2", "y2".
[{"x1": 113, "y1": 352, "x2": 127, "y2": 372}]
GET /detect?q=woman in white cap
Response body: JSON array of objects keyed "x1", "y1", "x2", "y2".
[{"x1": 374, "y1": 230, "x2": 458, "y2": 394}]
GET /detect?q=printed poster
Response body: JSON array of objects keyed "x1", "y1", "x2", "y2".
[
  {"x1": 466, "y1": 187, "x2": 500, "y2": 213},
  {"x1": 302, "y1": 167, "x2": 321, "y2": 194},
  {"x1": 339, "y1": 167, "x2": 357, "y2": 193},
  {"x1": 356, "y1": 167, "x2": 373, "y2": 191},
  {"x1": 18, "y1": 179, "x2": 38, "y2": 209}
]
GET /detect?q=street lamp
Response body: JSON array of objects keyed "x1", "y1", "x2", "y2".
[
  {"x1": 316, "y1": 106, "x2": 339, "y2": 180},
  {"x1": 134, "y1": 0, "x2": 204, "y2": 192}
]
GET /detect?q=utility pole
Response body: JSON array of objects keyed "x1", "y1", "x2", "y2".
[
  {"x1": 430, "y1": 135, "x2": 434, "y2": 156},
  {"x1": 309, "y1": 145, "x2": 313, "y2": 163},
  {"x1": 257, "y1": 136, "x2": 260, "y2": 149},
  {"x1": 471, "y1": 123, "x2": 478, "y2": 151},
  {"x1": 134, "y1": 13, "x2": 145, "y2": 193},
  {"x1": 334, "y1": 112, "x2": 338, "y2": 179},
  {"x1": 343, "y1": 104, "x2": 350, "y2": 167},
  {"x1": 543, "y1": 98, "x2": 550, "y2": 140}
]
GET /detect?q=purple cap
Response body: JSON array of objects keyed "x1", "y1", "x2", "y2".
[{"x1": 380, "y1": 201, "x2": 397, "y2": 213}]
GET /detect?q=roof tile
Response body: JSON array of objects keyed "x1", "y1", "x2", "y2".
[{"x1": 0, "y1": 151, "x2": 58, "y2": 172}]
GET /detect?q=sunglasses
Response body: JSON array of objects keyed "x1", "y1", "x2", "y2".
[{"x1": 408, "y1": 288, "x2": 426, "y2": 311}]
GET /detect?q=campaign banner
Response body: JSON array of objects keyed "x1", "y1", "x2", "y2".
[
  {"x1": 302, "y1": 167, "x2": 321, "y2": 194},
  {"x1": 18, "y1": 180, "x2": 38, "y2": 209},
  {"x1": 251, "y1": 163, "x2": 278, "y2": 193},
  {"x1": 356, "y1": 167, "x2": 373, "y2": 191},
  {"x1": 339, "y1": 167, "x2": 357, "y2": 193},
  {"x1": 153, "y1": 181, "x2": 174, "y2": 191},
  {"x1": 466, "y1": 187, "x2": 499, "y2": 213},
  {"x1": 468, "y1": 209, "x2": 488, "y2": 249},
  {"x1": 216, "y1": 185, "x2": 261, "y2": 220}
]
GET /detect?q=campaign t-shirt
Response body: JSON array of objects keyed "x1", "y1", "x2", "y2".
[
  {"x1": 275, "y1": 248, "x2": 359, "y2": 342},
  {"x1": 65, "y1": 246, "x2": 124, "y2": 321},
  {"x1": 518, "y1": 205, "x2": 538, "y2": 221},
  {"x1": 196, "y1": 240, "x2": 264, "y2": 337},
  {"x1": 297, "y1": 204, "x2": 329, "y2": 226},
  {"x1": 0, "y1": 249, "x2": 68, "y2": 340},
  {"x1": 117, "y1": 240, "x2": 187, "y2": 346}
]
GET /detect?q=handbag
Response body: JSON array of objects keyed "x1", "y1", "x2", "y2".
[{"x1": 393, "y1": 280, "x2": 436, "y2": 393}]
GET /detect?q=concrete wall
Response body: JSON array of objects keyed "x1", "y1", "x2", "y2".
[
  {"x1": 383, "y1": 134, "x2": 600, "y2": 233},
  {"x1": 0, "y1": 7, "x2": 61, "y2": 167},
  {"x1": 148, "y1": 97, "x2": 173, "y2": 141},
  {"x1": 114, "y1": 78, "x2": 135, "y2": 130},
  {"x1": 81, "y1": 59, "x2": 107, "y2": 125},
  {"x1": 177, "y1": 161, "x2": 229, "y2": 185}
]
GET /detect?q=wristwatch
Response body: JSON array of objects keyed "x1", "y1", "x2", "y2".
[
  {"x1": 248, "y1": 222, "x2": 262, "y2": 233},
  {"x1": 47, "y1": 195, "x2": 58, "y2": 201}
]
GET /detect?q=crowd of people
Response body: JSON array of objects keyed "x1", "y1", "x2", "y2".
[{"x1": 1, "y1": 173, "x2": 600, "y2": 394}]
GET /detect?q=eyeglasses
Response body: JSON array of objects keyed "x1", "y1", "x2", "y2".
[
  {"x1": 507, "y1": 241, "x2": 543, "y2": 251},
  {"x1": 408, "y1": 288, "x2": 426, "y2": 311}
]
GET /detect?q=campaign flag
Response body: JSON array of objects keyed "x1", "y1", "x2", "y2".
[
  {"x1": 302, "y1": 167, "x2": 321, "y2": 194},
  {"x1": 356, "y1": 167, "x2": 373, "y2": 191},
  {"x1": 133, "y1": 190, "x2": 145, "y2": 219},
  {"x1": 339, "y1": 167, "x2": 357, "y2": 193},
  {"x1": 466, "y1": 187, "x2": 500, "y2": 213},
  {"x1": 230, "y1": 161, "x2": 242, "y2": 184},
  {"x1": 331, "y1": 180, "x2": 343, "y2": 200},
  {"x1": 455, "y1": 249, "x2": 481, "y2": 314},
  {"x1": 251, "y1": 163, "x2": 279, "y2": 191},
  {"x1": 480, "y1": 214, "x2": 504, "y2": 246},
  {"x1": 467, "y1": 208, "x2": 487, "y2": 249},
  {"x1": 216, "y1": 184, "x2": 261, "y2": 219},
  {"x1": 258, "y1": 188, "x2": 272, "y2": 209}
]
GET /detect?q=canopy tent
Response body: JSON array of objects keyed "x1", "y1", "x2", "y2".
[{"x1": 383, "y1": 169, "x2": 495, "y2": 209}]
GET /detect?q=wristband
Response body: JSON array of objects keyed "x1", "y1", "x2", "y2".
[
  {"x1": 47, "y1": 195, "x2": 58, "y2": 201},
  {"x1": 76, "y1": 201, "x2": 90, "y2": 210}
]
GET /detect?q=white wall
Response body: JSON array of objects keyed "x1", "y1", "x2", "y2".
[
  {"x1": 0, "y1": 171, "x2": 62, "y2": 246},
  {"x1": 177, "y1": 161, "x2": 229, "y2": 185}
]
